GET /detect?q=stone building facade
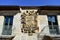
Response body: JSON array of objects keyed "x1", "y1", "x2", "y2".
[{"x1": 0, "y1": 6, "x2": 60, "y2": 40}]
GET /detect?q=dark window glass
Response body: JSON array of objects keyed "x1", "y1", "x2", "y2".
[
  {"x1": 5, "y1": 16, "x2": 9, "y2": 25},
  {"x1": 9, "y1": 16, "x2": 13, "y2": 25},
  {"x1": 2, "y1": 16, "x2": 13, "y2": 35}
]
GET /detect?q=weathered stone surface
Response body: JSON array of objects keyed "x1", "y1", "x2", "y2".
[
  {"x1": 0, "y1": 16, "x2": 4, "y2": 35},
  {"x1": 37, "y1": 15, "x2": 49, "y2": 34}
]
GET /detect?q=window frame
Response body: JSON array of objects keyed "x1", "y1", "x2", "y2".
[
  {"x1": 47, "y1": 15, "x2": 59, "y2": 34},
  {"x1": 2, "y1": 16, "x2": 14, "y2": 35}
]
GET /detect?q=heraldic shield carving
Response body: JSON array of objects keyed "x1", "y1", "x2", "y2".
[{"x1": 21, "y1": 10, "x2": 39, "y2": 36}]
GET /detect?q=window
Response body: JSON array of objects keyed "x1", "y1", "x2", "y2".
[
  {"x1": 47, "y1": 15, "x2": 59, "y2": 34},
  {"x1": 2, "y1": 16, "x2": 13, "y2": 35}
]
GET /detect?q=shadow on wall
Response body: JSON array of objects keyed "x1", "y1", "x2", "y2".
[{"x1": 42, "y1": 36, "x2": 53, "y2": 40}]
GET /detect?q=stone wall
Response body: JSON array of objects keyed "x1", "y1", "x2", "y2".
[
  {"x1": 0, "y1": 16, "x2": 4, "y2": 35},
  {"x1": 57, "y1": 15, "x2": 60, "y2": 33},
  {"x1": 37, "y1": 15, "x2": 49, "y2": 35},
  {"x1": 12, "y1": 13, "x2": 21, "y2": 40}
]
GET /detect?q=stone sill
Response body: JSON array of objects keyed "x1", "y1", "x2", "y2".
[
  {"x1": 38, "y1": 34, "x2": 60, "y2": 38},
  {"x1": 46, "y1": 34, "x2": 60, "y2": 38},
  {"x1": 0, "y1": 35, "x2": 15, "y2": 38}
]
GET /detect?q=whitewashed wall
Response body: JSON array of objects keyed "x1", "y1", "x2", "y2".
[
  {"x1": 12, "y1": 13, "x2": 21, "y2": 40},
  {"x1": 0, "y1": 16, "x2": 4, "y2": 35},
  {"x1": 57, "y1": 15, "x2": 60, "y2": 33},
  {"x1": 37, "y1": 15, "x2": 49, "y2": 35}
]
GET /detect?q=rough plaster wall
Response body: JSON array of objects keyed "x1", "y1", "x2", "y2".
[
  {"x1": 37, "y1": 15, "x2": 49, "y2": 35},
  {"x1": 57, "y1": 15, "x2": 60, "y2": 33},
  {"x1": 0, "y1": 16, "x2": 4, "y2": 35},
  {"x1": 21, "y1": 33, "x2": 37, "y2": 40}
]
